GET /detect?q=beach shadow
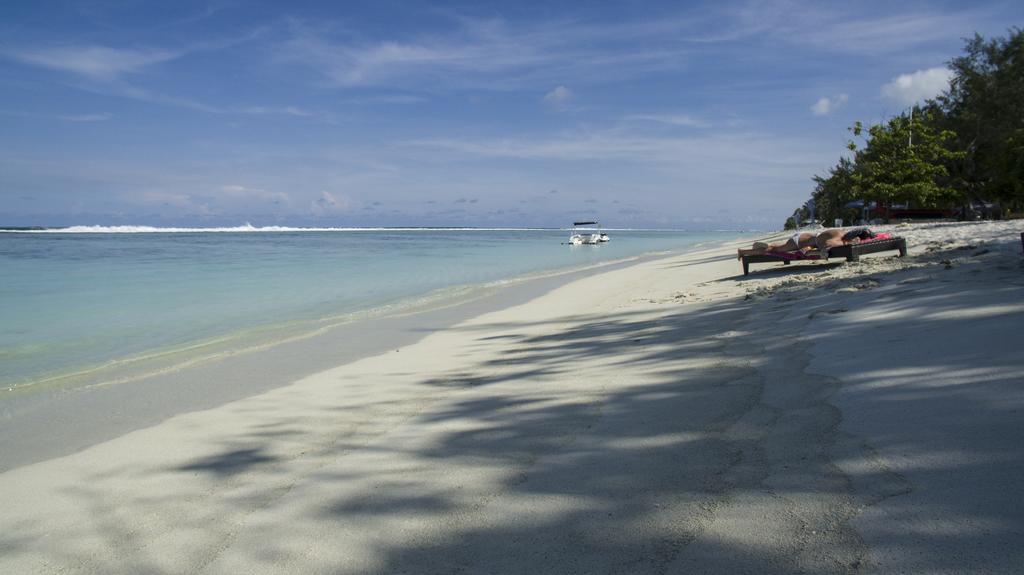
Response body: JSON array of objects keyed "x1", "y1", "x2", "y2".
[
  {"x1": 663, "y1": 253, "x2": 736, "y2": 267},
  {"x1": 178, "y1": 447, "x2": 278, "y2": 477},
  {"x1": 327, "y1": 250, "x2": 1022, "y2": 572},
  {"x1": 26, "y1": 244, "x2": 1024, "y2": 574},
  {"x1": 733, "y1": 260, "x2": 846, "y2": 280}
]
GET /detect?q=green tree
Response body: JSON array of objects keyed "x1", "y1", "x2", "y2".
[
  {"x1": 785, "y1": 29, "x2": 1024, "y2": 228},
  {"x1": 996, "y1": 129, "x2": 1024, "y2": 203},
  {"x1": 847, "y1": 108, "x2": 963, "y2": 209},
  {"x1": 938, "y1": 28, "x2": 1024, "y2": 211},
  {"x1": 811, "y1": 157, "x2": 860, "y2": 224}
]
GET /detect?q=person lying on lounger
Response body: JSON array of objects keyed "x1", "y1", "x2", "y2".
[
  {"x1": 737, "y1": 231, "x2": 817, "y2": 259},
  {"x1": 738, "y1": 227, "x2": 879, "y2": 260},
  {"x1": 814, "y1": 227, "x2": 878, "y2": 250}
]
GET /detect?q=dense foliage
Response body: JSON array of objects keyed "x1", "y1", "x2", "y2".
[
  {"x1": 850, "y1": 109, "x2": 963, "y2": 205},
  {"x1": 792, "y1": 28, "x2": 1023, "y2": 227}
]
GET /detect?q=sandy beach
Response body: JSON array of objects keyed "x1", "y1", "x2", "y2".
[{"x1": 1, "y1": 220, "x2": 1022, "y2": 574}]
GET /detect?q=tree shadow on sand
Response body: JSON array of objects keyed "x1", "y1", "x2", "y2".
[{"x1": 18, "y1": 246, "x2": 1023, "y2": 574}]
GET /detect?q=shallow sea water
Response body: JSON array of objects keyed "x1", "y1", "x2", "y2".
[{"x1": 0, "y1": 228, "x2": 736, "y2": 390}]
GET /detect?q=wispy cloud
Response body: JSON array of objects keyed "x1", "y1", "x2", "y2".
[
  {"x1": 5, "y1": 29, "x2": 267, "y2": 114},
  {"x1": 274, "y1": 16, "x2": 702, "y2": 91},
  {"x1": 406, "y1": 130, "x2": 829, "y2": 181},
  {"x1": 273, "y1": 4, "x2": 993, "y2": 96},
  {"x1": 780, "y1": 7, "x2": 992, "y2": 55},
  {"x1": 11, "y1": 46, "x2": 181, "y2": 80},
  {"x1": 114, "y1": 84, "x2": 224, "y2": 113},
  {"x1": 4, "y1": 43, "x2": 223, "y2": 113},
  {"x1": 881, "y1": 67, "x2": 952, "y2": 105},
  {"x1": 58, "y1": 113, "x2": 112, "y2": 122},
  {"x1": 239, "y1": 105, "x2": 312, "y2": 117},
  {"x1": 349, "y1": 94, "x2": 427, "y2": 105},
  {"x1": 698, "y1": 2, "x2": 998, "y2": 57},
  {"x1": 219, "y1": 184, "x2": 291, "y2": 205},
  {"x1": 625, "y1": 114, "x2": 710, "y2": 128},
  {"x1": 2, "y1": 110, "x2": 113, "y2": 122},
  {"x1": 136, "y1": 191, "x2": 214, "y2": 215}
]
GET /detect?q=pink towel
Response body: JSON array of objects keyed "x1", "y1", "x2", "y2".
[{"x1": 843, "y1": 233, "x2": 893, "y2": 246}]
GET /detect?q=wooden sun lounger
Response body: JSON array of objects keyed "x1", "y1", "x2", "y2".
[
  {"x1": 825, "y1": 236, "x2": 907, "y2": 262},
  {"x1": 741, "y1": 252, "x2": 818, "y2": 276},
  {"x1": 741, "y1": 236, "x2": 907, "y2": 275}
]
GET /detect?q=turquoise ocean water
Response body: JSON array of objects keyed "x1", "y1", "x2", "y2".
[{"x1": 0, "y1": 226, "x2": 737, "y2": 392}]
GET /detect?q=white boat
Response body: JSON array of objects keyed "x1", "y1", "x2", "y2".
[{"x1": 569, "y1": 221, "x2": 607, "y2": 245}]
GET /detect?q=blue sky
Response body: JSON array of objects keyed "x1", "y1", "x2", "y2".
[{"x1": 1, "y1": 1, "x2": 1020, "y2": 229}]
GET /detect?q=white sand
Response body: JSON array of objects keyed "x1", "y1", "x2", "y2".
[{"x1": 1, "y1": 220, "x2": 1021, "y2": 574}]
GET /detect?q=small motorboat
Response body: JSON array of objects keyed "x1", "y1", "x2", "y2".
[{"x1": 569, "y1": 221, "x2": 603, "y2": 245}]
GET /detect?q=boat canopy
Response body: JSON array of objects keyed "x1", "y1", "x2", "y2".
[{"x1": 573, "y1": 221, "x2": 598, "y2": 226}]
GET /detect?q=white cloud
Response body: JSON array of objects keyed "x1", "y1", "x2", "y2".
[
  {"x1": 543, "y1": 86, "x2": 574, "y2": 107},
  {"x1": 811, "y1": 98, "x2": 831, "y2": 116},
  {"x1": 811, "y1": 94, "x2": 848, "y2": 116},
  {"x1": 12, "y1": 46, "x2": 180, "y2": 80},
  {"x1": 882, "y1": 67, "x2": 953, "y2": 105}
]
